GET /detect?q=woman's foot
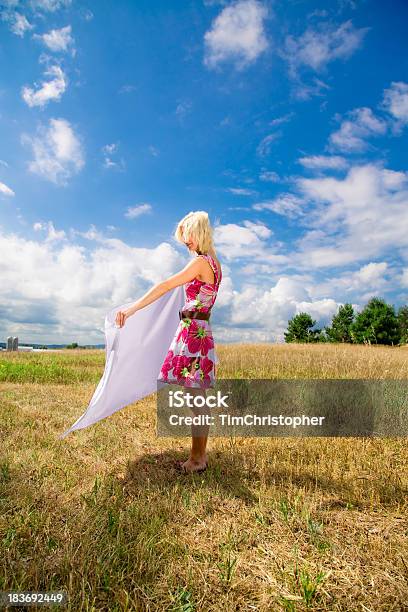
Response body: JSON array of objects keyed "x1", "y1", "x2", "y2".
[{"x1": 177, "y1": 454, "x2": 208, "y2": 474}]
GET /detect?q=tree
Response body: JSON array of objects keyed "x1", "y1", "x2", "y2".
[
  {"x1": 397, "y1": 305, "x2": 408, "y2": 345},
  {"x1": 351, "y1": 297, "x2": 399, "y2": 345},
  {"x1": 66, "y1": 342, "x2": 79, "y2": 349},
  {"x1": 325, "y1": 303, "x2": 355, "y2": 343},
  {"x1": 284, "y1": 312, "x2": 321, "y2": 343}
]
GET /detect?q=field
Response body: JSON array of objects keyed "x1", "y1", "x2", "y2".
[{"x1": 1, "y1": 343, "x2": 407, "y2": 611}]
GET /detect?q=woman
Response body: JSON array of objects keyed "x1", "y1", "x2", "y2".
[{"x1": 115, "y1": 211, "x2": 222, "y2": 474}]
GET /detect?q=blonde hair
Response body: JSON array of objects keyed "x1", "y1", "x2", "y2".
[{"x1": 174, "y1": 210, "x2": 215, "y2": 254}]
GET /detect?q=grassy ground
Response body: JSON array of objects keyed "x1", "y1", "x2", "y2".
[{"x1": 1, "y1": 343, "x2": 407, "y2": 611}]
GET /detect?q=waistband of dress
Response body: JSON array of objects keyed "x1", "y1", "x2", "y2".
[{"x1": 179, "y1": 309, "x2": 211, "y2": 321}]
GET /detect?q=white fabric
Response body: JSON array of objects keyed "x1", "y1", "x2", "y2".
[{"x1": 59, "y1": 286, "x2": 186, "y2": 439}]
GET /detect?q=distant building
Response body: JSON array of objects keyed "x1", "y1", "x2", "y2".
[{"x1": 4, "y1": 336, "x2": 34, "y2": 351}]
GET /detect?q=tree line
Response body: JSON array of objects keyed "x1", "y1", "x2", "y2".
[{"x1": 284, "y1": 297, "x2": 408, "y2": 346}]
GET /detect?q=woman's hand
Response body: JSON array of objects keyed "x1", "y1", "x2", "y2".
[{"x1": 115, "y1": 308, "x2": 132, "y2": 328}]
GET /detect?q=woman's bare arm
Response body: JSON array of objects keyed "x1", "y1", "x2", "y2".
[{"x1": 116, "y1": 258, "x2": 202, "y2": 325}]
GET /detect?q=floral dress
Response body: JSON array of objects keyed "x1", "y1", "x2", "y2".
[{"x1": 157, "y1": 253, "x2": 222, "y2": 389}]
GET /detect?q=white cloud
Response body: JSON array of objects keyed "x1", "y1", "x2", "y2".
[
  {"x1": 354, "y1": 261, "x2": 388, "y2": 285},
  {"x1": 21, "y1": 118, "x2": 84, "y2": 185},
  {"x1": 3, "y1": 11, "x2": 34, "y2": 36},
  {"x1": 119, "y1": 84, "x2": 137, "y2": 94},
  {"x1": 34, "y1": 25, "x2": 75, "y2": 53},
  {"x1": 30, "y1": 0, "x2": 71, "y2": 12},
  {"x1": 78, "y1": 7, "x2": 93, "y2": 21},
  {"x1": 32, "y1": 220, "x2": 66, "y2": 241},
  {"x1": 101, "y1": 142, "x2": 125, "y2": 170},
  {"x1": 282, "y1": 19, "x2": 369, "y2": 76},
  {"x1": 226, "y1": 187, "x2": 257, "y2": 196},
  {"x1": 215, "y1": 276, "x2": 340, "y2": 342},
  {"x1": 269, "y1": 112, "x2": 295, "y2": 127},
  {"x1": 2, "y1": 218, "x2": 396, "y2": 345},
  {"x1": 102, "y1": 143, "x2": 117, "y2": 155},
  {"x1": 212, "y1": 220, "x2": 289, "y2": 265},
  {"x1": 21, "y1": 65, "x2": 67, "y2": 107},
  {"x1": 203, "y1": 0, "x2": 269, "y2": 71},
  {"x1": 0, "y1": 181, "x2": 15, "y2": 196},
  {"x1": 292, "y1": 163, "x2": 408, "y2": 268},
  {"x1": 259, "y1": 170, "x2": 280, "y2": 182},
  {"x1": 381, "y1": 81, "x2": 408, "y2": 133},
  {"x1": 297, "y1": 155, "x2": 349, "y2": 170},
  {"x1": 124, "y1": 204, "x2": 152, "y2": 219},
  {"x1": 214, "y1": 221, "x2": 267, "y2": 258},
  {"x1": 175, "y1": 100, "x2": 192, "y2": 121},
  {"x1": 148, "y1": 145, "x2": 159, "y2": 157},
  {"x1": 253, "y1": 193, "x2": 306, "y2": 218},
  {"x1": 308, "y1": 261, "x2": 392, "y2": 302},
  {"x1": 291, "y1": 77, "x2": 331, "y2": 101},
  {"x1": 0, "y1": 226, "x2": 186, "y2": 344},
  {"x1": 400, "y1": 268, "x2": 408, "y2": 288},
  {"x1": 328, "y1": 107, "x2": 387, "y2": 152},
  {"x1": 256, "y1": 132, "x2": 281, "y2": 157}
]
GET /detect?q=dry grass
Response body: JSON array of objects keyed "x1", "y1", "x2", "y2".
[{"x1": 1, "y1": 343, "x2": 407, "y2": 611}]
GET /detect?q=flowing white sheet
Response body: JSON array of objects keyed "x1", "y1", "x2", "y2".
[{"x1": 58, "y1": 285, "x2": 186, "y2": 439}]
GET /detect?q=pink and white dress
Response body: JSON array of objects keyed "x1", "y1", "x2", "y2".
[{"x1": 157, "y1": 253, "x2": 222, "y2": 389}]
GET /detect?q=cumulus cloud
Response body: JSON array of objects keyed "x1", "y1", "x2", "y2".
[
  {"x1": 328, "y1": 107, "x2": 387, "y2": 152},
  {"x1": 203, "y1": 0, "x2": 269, "y2": 71},
  {"x1": 30, "y1": 0, "x2": 71, "y2": 12},
  {"x1": 0, "y1": 226, "x2": 186, "y2": 344},
  {"x1": 1, "y1": 11, "x2": 34, "y2": 36},
  {"x1": 297, "y1": 155, "x2": 349, "y2": 170},
  {"x1": 0, "y1": 181, "x2": 15, "y2": 196},
  {"x1": 0, "y1": 222, "x2": 338, "y2": 344},
  {"x1": 292, "y1": 163, "x2": 408, "y2": 268},
  {"x1": 307, "y1": 261, "x2": 397, "y2": 306},
  {"x1": 34, "y1": 25, "x2": 75, "y2": 54},
  {"x1": 214, "y1": 221, "x2": 271, "y2": 258},
  {"x1": 124, "y1": 204, "x2": 152, "y2": 219},
  {"x1": 280, "y1": 19, "x2": 368, "y2": 100},
  {"x1": 253, "y1": 194, "x2": 306, "y2": 218},
  {"x1": 213, "y1": 220, "x2": 289, "y2": 269},
  {"x1": 33, "y1": 220, "x2": 66, "y2": 242},
  {"x1": 21, "y1": 118, "x2": 84, "y2": 185},
  {"x1": 381, "y1": 81, "x2": 408, "y2": 133},
  {"x1": 215, "y1": 275, "x2": 340, "y2": 343},
  {"x1": 21, "y1": 65, "x2": 67, "y2": 107},
  {"x1": 282, "y1": 19, "x2": 369, "y2": 76}
]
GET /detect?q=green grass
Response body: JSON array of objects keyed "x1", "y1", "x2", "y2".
[{"x1": 1, "y1": 343, "x2": 408, "y2": 610}]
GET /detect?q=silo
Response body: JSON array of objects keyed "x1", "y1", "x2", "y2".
[
  {"x1": 7, "y1": 336, "x2": 13, "y2": 351},
  {"x1": 12, "y1": 337, "x2": 18, "y2": 351}
]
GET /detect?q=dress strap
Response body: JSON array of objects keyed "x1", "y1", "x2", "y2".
[
  {"x1": 205, "y1": 254, "x2": 220, "y2": 286},
  {"x1": 198, "y1": 253, "x2": 219, "y2": 286}
]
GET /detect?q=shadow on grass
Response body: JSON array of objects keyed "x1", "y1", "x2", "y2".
[{"x1": 121, "y1": 446, "x2": 407, "y2": 509}]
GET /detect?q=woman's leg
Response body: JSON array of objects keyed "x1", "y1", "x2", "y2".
[{"x1": 181, "y1": 387, "x2": 210, "y2": 473}]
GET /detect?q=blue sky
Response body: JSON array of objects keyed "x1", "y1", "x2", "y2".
[{"x1": 1, "y1": 0, "x2": 407, "y2": 345}]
